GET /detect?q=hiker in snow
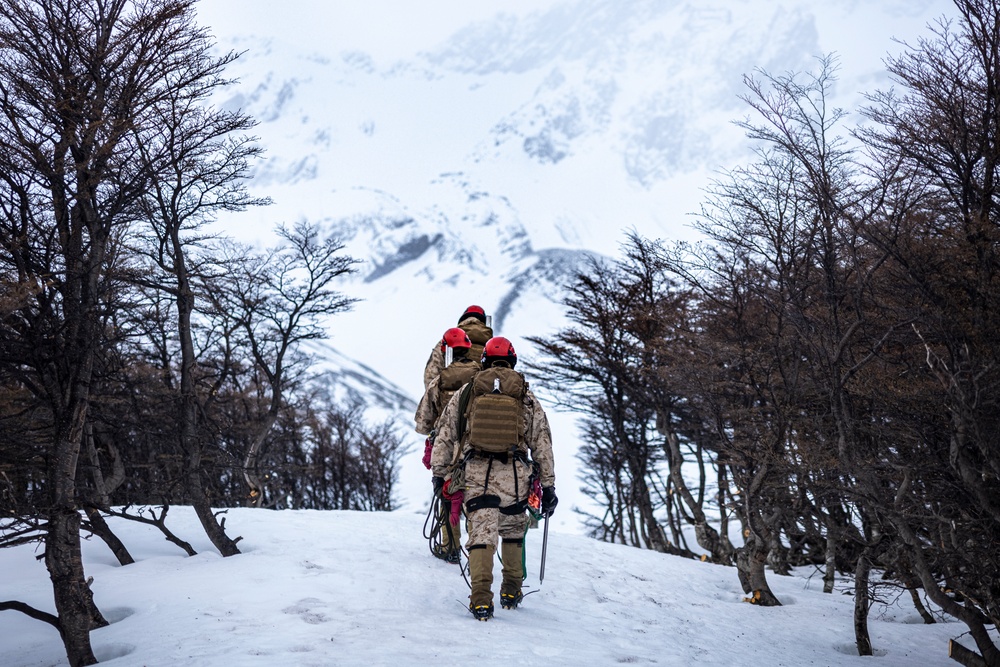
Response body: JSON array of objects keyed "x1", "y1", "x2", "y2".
[
  {"x1": 415, "y1": 327, "x2": 482, "y2": 563},
  {"x1": 431, "y1": 336, "x2": 558, "y2": 621},
  {"x1": 422, "y1": 305, "x2": 493, "y2": 389}
]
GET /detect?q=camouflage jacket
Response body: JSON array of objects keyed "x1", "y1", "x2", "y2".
[
  {"x1": 422, "y1": 316, "x2": 493, "y2": 388},
  {"x1": 431, "y1": 382, "x2": 556, "y2": 489},
  {"x1": 414, "y1": 357, "x2": 480, "y2": 435}
]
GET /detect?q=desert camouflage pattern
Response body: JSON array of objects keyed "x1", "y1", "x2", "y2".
[
  {"x1": 414, "y1": 376, "x2": 443, "y2": 436},
  {"x1": 463, "y1": 366, "x2": 526, "y2": 453},
  {"x1": 431, "y1": 382, "x2": 556, "y2": 549},
  {"x1": 415, "y1": 357, "x2": 479, "y2": 435},
  {"x1": 422, "y1": 344, "x2": 446, "y2": 390},
  {"x1": 422, "y1": 317, "x2": 493, "y2": 388},
  {"x1": 463, "y1": 456, "x2": 532, "y2": 547},
  {"x1": 435, "y1": 357, "x2": 480, "y2": 414},
  {"x1": 431, "y1": 386, "x2": 555, "y2": 487}
]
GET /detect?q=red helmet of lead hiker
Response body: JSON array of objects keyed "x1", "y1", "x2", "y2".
[
  {"x1": 422, "y1": 305, "x2": 494, "y2": 389},
  {"x1": 459, "y1": 305, "x2": 486, "y2": 324},
  {"x1": 441, "y1": 327, "x2": 472, "y2": 350},
  {"x1": 481, "y1": 336, "x2": 516, "y2": 369}
]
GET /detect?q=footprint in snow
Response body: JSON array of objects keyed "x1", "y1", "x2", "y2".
[{"x1": 282, "y1": 597, "x2": 331, "y2": 625}]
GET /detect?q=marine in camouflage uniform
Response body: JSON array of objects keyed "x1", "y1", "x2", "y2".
[
  {"x1": 422, "y1": 305, "x2": 493, "y2": 389},
  {"x1": 414, "y1": 327, "x2": 481, "y2": 562},
  {"x1": 431, "y1": 336, "x2": 558, "y2": 620}
]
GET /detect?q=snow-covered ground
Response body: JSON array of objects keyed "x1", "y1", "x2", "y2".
[{"x1": 0, "y1": 507, "x2": 969, "y2": 666}]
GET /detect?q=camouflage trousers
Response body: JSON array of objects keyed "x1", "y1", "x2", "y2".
[{"x1": 462, "y1": 453, "x2": 531, "y2": 549}]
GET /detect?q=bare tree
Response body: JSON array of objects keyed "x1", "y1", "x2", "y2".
[
  {"x1": 258, "y1": 393, "x2": 406, "y2": 512},
  {"x1": 124, "y1": 29, "x2": 268, "y2": 555},
  {"x1": 529, "y1": 241, "x2": 732, "y2": 560},
  {"x1": 529, "y1": 253, "x2": 674, "y2": 553},
  {"x1": 216, "y1": 223, "x2": 358, "y2": 508},
  {"x1": 858, "y1": 2, "x2": 1000, "y2": 662},
  {"x1": 0, "y1": 0, "x2": 261, "y2": 662}
]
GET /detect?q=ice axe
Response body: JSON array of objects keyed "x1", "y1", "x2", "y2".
[{"x1": 539, "y1": 513, "x2": 550, "y2": 584}]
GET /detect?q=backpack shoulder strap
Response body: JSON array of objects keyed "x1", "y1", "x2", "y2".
[{"x1": 456, "y1": 380, "x2": 475, "y2": 442}]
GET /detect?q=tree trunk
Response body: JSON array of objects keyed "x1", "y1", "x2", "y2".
[
  {"x1": 767, "y1": 525, "x2": 792, "y2": 576},
  {"x1": 186, "y1": 453, "x2": 241, "y2": 557},
  {"x1": 823, "y1": 527, "x2": 837, "y2": 593},
  {"x1": 894, "y1": 519, "x2": 1000, "y2": 666},
  {"x1": 243, "y1": 410, "x2": 279, "y2": 508},
  {"x1": 176, "y1": 251, "x2": 240, "y2": 557},
  {"x1": 854, "y1": 551, "x2": 873, "y2": 656},
  {"x1": 717, "y1": 466, "x2": 736, "y2": 564},
  {"x1": 736, "y1": 530, "x2": 781, "y2": 606},
  {"x1": 82, "y1": 425, "x2": 134, "y2": 565},
  {"x1": 84, "y1": 507, "x2": 134, "y2": 566},
  {"x1": 905, "y1": 580, "x2": 936, "y2": 624},
  {"x1": 46, "y1": 509, "x2": 104, "y2": 667},
  {"x1": 950, "y1": 640, "x2": 990, "y2": 667},
  {"x1": 46, "y1": 363, "x2": 106, "y2": 666},
  {"x1": 630, "y1": 459, "x2": 670, "y2": 553},
  {"x1": 665, "y1": 430, "x2": 731, "y2": 563}
]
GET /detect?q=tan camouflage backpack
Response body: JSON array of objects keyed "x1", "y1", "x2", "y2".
[
  {"x1": 435, "y1": 358, "x2": 480, "y2": 415},
  {"x1": 459, "y1": 366, "x2": 527, "y2": 454},
  {"x1": 459, "y1": 318, "x2": 493, "y2": 365}
]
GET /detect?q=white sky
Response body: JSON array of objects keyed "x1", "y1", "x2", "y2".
[{"x1": 195, "y1": 0, "x2": 551, "y2": 62}]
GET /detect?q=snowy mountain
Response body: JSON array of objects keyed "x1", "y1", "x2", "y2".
[
  {"x1": 0, "y1": 507, "x2": 969, "y2": 666},
  {"x1": 191, "y1": 0, "x2": 961, "y2": 525}
]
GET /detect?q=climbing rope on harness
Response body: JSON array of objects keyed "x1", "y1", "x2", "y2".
[
  {"x1": 423, "y1": 487, "x2": 464, "y2": 565},
  {"x1": 423, "y1": 492, "x2": 454, "y2": 561}
]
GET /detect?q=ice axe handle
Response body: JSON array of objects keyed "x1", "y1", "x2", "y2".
[{"x1": 539, "y1": 514, "x2": 549, "y2": 584}]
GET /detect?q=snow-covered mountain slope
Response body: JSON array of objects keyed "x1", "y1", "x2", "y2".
[
  {"x1": 191, "y1": 0, "x2": 960, "y2": 525},
  {"x1": 0, "y1": 507, "x2": 968, "y2": 666}
]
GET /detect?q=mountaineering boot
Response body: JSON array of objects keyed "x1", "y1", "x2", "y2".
[
  {"x1": 500, "y1": 590, "x2": 523, "y2": 610},
  {"x1": 469, "y1": 602, "x2": 494, "y2": 621},
  {"x1": 500, "y1": 591, "x2": 523, "y2": 610},
  {"x1": 500, "y1": 539, "x2": 524, "y2": 610},
  {"x1": 468, "y1": 544, "x2": 495, "y2": 618}
]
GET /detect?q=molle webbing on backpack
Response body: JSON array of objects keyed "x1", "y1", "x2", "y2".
[
  {"x1": 464, "y1": 367, "x2": 526, "y2": 454},
  {"x1": 460, "y1": 319, "x2": 493, "y2": 363},
  {"x1": 436, "y1": 359, "x2": 480, "y2": 415}
]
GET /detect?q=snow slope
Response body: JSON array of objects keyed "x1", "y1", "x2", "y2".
[{"x1": 0, "y1": 507, "x2": 970, "y2": 666}]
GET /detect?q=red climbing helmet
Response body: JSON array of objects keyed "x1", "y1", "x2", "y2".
[
  {"x1": 441, "y1": 327, "x2": 472, "y2": 350},
  {"x1": 481, "y1": 336, "x2": 516, "y2": 369},
  {"x1": 459, "y1": 305, "x2": 487, "y2": 325}
]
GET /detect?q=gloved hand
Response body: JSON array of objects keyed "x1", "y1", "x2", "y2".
[
  {"x1": 449, "y1": 490, "x2": 464, "y2": 526},
  {"x1": 421, "y1": 438, "x2": 433, "y2": 470},
  {"x1": 541, "y1": 486, "x2": 558, "y2": 517},
  {"x1": 432, "y1": 476, "x2": 445, "y2": 497}
]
